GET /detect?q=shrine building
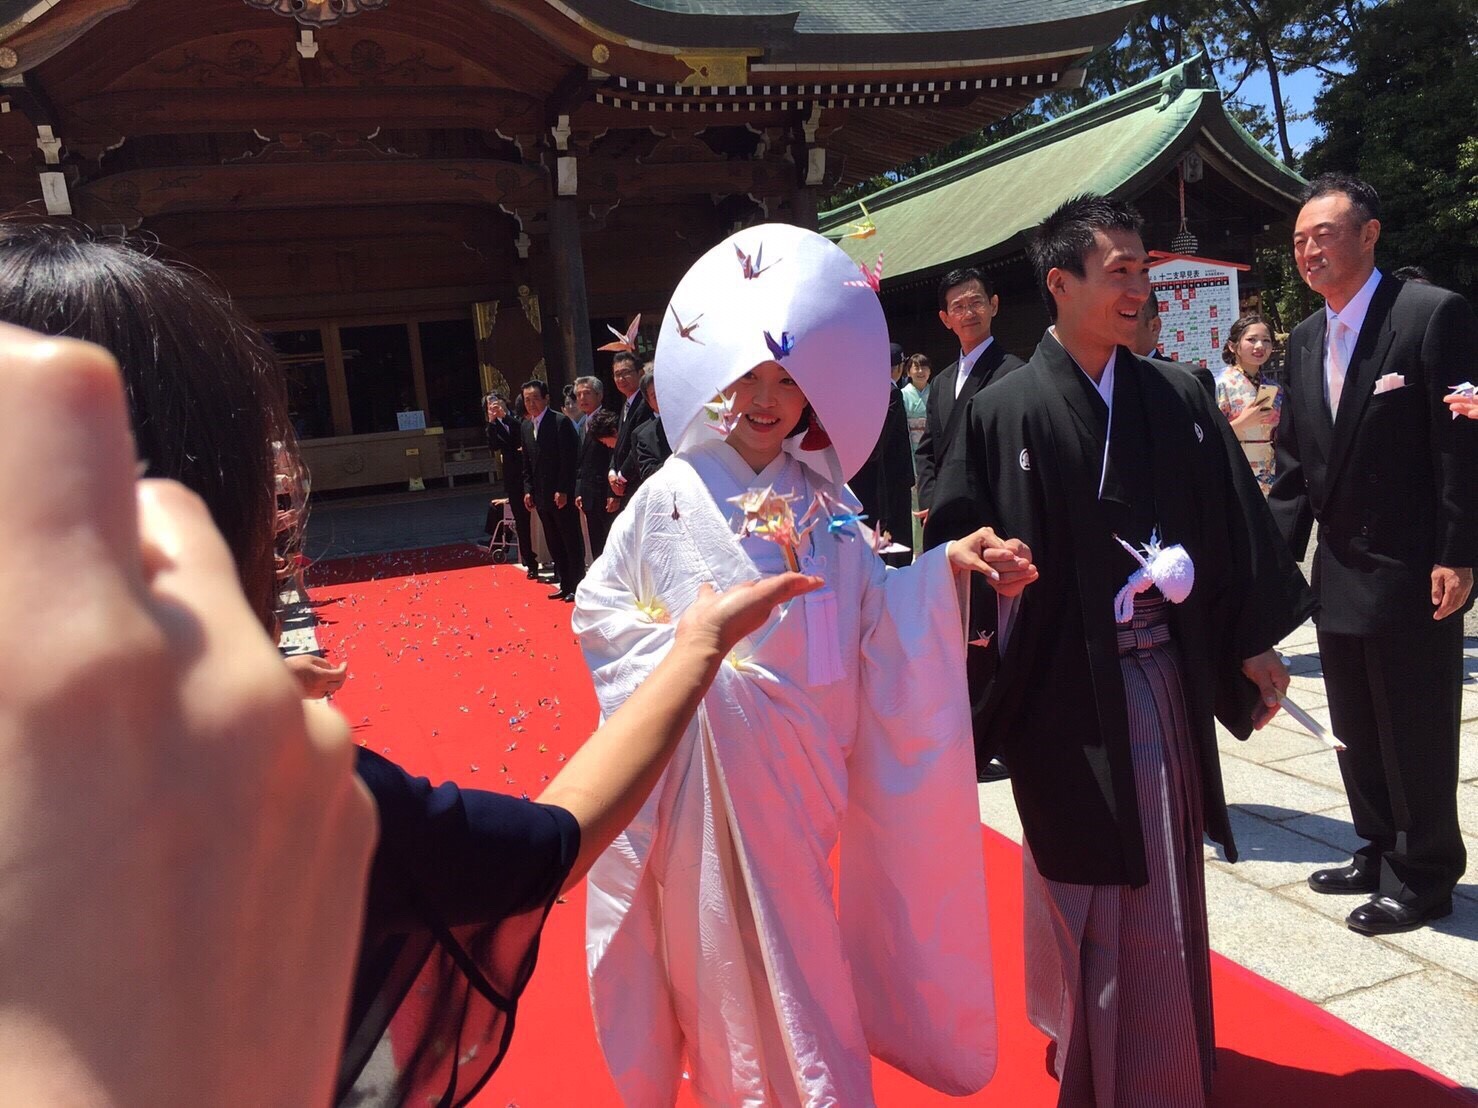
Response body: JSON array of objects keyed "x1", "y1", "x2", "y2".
[
  {"x1": 824, "y1": 55, "x2": 1309, "y2": 371},
  {"x1": 0, "y1": 0, "x2": 1136, "y2": 490}
]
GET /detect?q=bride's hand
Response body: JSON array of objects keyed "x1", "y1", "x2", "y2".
[{"x1": 946, "y1": 526, "x2": 1038, "y2": 597}]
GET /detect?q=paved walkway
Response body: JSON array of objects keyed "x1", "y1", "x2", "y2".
[{"x1": 978, "y1": 621, "x2": 1478, "y2": 1090}]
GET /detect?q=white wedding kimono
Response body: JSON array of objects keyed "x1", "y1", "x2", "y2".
[{"x1": 573, "y1": 438, "x2": 995, "y2": 1107}]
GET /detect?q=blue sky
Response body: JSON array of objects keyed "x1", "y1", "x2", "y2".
[{"x1": 1231, "y1": 65, "x2": 1328, "y2": 158}]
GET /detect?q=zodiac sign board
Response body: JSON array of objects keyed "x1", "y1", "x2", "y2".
[{"x1": 1148, "y1": 253, "x2": 1249, "y2": 369}]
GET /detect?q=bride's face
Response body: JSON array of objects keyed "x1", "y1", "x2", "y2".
[{"x1": 723, "y1": 360, "x2": 808, "y2": 469}]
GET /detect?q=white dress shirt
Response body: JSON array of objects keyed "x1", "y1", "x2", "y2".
[
  {"x1": 954, "y1": 336, "x2": 996, "y2": 399},
  {"x1": 1325, "y1": 267, "x2": 1382, "y2": 411}
]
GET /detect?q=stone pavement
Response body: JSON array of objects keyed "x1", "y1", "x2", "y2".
[
  {"x1": 978, "y1": 620, "x2": 1478, "y2": 1091},
  {"x1": 303, "y1": 484, "x2": 500, "y2": 562}
]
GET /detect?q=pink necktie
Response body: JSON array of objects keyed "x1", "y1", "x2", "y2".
[{"x1": 1327, "y1": 318, "x2": 1348, "y2": 413}]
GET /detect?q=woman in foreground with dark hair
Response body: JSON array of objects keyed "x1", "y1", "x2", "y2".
[{"x1": 0, "y1": 220, "x2": 815, "y2": 1106}]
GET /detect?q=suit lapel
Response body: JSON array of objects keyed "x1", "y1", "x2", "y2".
[
  {"x1": 944, "y1": 344, "x2": 1003, "y2": 445},
  {"x1": 935, "y1": 360, "x2": 961, "y2": 432},
  {"x1": 1326, "y1": 276, "x2": 1399, "y2": 490},
  {"x1": 1303, "y1": 316, "x2": 1334, "y2": 440}
]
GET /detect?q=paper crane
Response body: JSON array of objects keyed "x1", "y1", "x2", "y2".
[
  {"x1": 728, "y1": 486, "x2": 803, "y2": 571},
  {"x1": 843, "y1": 253, "x2": 884, "y2": 293},
  {"x1": 735, "y1": 242, "x2": 778, "y2": 280},
  {"x1": 670, "y1": 306, "x2": 705, "y2": 344},
  {"x1": 597, "y1": 313, "x2": 641, "y2": 353},
  {"x1": 842, "y1": 200, "x2": 877, "y2": 240},
  {"x1": 702, "y1": 391, "x2": 740, "y2": 436},
  {"x1": 764, "y1": 330, "x2": 795, "y2": 360}
]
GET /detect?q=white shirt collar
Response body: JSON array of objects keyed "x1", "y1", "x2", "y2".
[
  {"x1": 955, "y1": 336, "x2": 995, "y2": 398},
  {"x1": 1325, "y1": 267, "x2": 1382, "y2": 339},
  {"x1": 531, "y1": 407, "x2": 548, "y2": 430}
]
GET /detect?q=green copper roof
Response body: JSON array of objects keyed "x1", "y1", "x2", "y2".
[
  {"x1": 821, "y1": 55, "x2": 1307, "y2": 282},
  {"x1": 579, "y1": 0, "x2": 1143, "y2": 62}
]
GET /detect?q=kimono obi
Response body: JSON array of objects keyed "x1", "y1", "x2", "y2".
[{"x1": 1116, "y1": 594, "x2": 1172, "y2": 656}]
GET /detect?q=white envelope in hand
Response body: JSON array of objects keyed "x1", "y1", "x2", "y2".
[{"x1": 1373, "y1": 372, "x2": 1407, "y2": 395}]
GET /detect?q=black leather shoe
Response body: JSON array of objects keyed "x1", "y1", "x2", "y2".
[
  {"x1": 561, "y1": 592, "x2": 575, "y2": 603},
  {"x1": 1307, "y1": 864, "x2": 1379, "y2": 895},
  {"x1": 548, "y1": 588, "x2": 568, "y2": 600},
  {"x1": 1346, "y1": 895, "x2": 1452, "y2": 936},
  {"x1": 976, "y1": 758, "x2": 1010, "y2": 784},
  {"x1": 525, "y1": 565, "x2": 540, "y2": 580}
]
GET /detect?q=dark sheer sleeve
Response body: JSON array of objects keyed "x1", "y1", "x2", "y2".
[{"x1": 337, "y1": 748, "x2": 580, "y2": 1108}]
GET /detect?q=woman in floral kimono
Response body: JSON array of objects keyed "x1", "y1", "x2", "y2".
[
  {"x1": 573, "y1": 225, "x2": 1026, "y2": 1107},
  {"x1": 1215, "y1": 314, "x2": 1283, "y2": 494}
]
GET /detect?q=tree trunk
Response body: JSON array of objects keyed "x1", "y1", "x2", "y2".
[{"x1": 1232, "y1": 0, "x2": 1297, "y2": 164}]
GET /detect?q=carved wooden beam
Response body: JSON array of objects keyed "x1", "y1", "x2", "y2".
[
  {"x1": 578, "y1": 152, "x2": 792, "y2": 203},
  {"x1": 73, "y1": 157, "x2": 550, "y2": 227},
  {"x1": 61, "y1": 86, "x2": 546, "y2": 146},
  {"x1": 0, "y1": 0, "x2": 140, "y2": 78}
]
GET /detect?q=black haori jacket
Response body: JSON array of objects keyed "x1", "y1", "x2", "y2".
[{"x1": 927, "y1": 334, "x2": 1314, "y2": 886}]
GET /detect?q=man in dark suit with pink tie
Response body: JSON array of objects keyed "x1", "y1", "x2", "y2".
[{"x1": 1269, "y1": 173, "x2": 1478, "y2": 935}]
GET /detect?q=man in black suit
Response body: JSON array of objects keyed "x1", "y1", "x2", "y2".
[
  {"x1": 607, "y1": 352, "x2": 653, "y2": 509},
  {"x1": 851, "y1": 342, "x2": 914, "y2": 567},
  {"x1": 519, "y1": 379, "x2": 585, "y2": 601},
  {"x1": 484, "y1": 391, "x2": 538, "y2": 579},
  {"x1": 619, "y1": 369, "x2": 672, "y2": 498},
  {"x1": 1269, "y1": 173, "x2": 1478, "y2": 935},
  {"x1": 917, "y1": 267, "x2": 1025, "y2": 782},
  {"x1": 577, "y1": 407, "x2": 620, "y2": 560},
  {"x1": 914, "y1": 267, "x2": 1025, "y2": 526},
  {"x1": 1132, "y1": 297, "x2": 1216, "y2": 398}
]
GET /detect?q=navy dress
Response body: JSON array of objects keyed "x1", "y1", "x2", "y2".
[{"x1": 338, "y1": 749, "x2": 580, "y2": 1107}]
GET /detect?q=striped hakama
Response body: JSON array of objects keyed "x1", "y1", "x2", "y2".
[{"x1": 1023, "y1": 595, "x2": 1215, "y2": 1107}]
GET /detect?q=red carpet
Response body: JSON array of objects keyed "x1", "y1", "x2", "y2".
[{"x1": 310, "y1": 546, "x2": 1472, "y2": 1107}]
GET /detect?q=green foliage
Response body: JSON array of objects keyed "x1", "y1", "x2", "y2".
[
  {"x1": 1255, "y1": 243, "x2": 1320, "y2": 335},
  {"x1": 1301, "y1": 0, "x2": 1478, "y2": 298},
  {"x1": 825, "y1": 0, "x2": 1367, "y2": 210}
]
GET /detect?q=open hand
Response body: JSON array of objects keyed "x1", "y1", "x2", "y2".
[
  {"x1": 285, "y1": 653, "x2": 350, "y2": 699},
  {"x1": 676, "y1": 574, "x2": 822, "y2": 658}
]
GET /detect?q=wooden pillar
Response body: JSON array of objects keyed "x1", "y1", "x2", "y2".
[
  {"x1": 323, "y1": 322, "x2": 353, "y2": 436},
  {"x1": 407, "y1": 319, "x2": 431, "y2": 415},
  {"x1": 546, "y1": 195, "x2": 592, "y2": 395},
  {"x1": 791, "y1": 187, "x2": 820, "y2": 231}
]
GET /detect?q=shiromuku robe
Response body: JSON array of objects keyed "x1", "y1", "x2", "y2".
[{"x1": 573, "y1": 438, "x2": 996, "y2": 1107}]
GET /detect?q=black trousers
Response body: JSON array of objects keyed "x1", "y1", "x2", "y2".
[
  {"x1": 583, "y1": 503, "x2": 614, "y2": 561},
  {"x1": 508, "y1": 490, "x2": 536, "y2": 569},
  {"x1": 535, "y1": 500, "x2": 585, "y2": 594},
  {"x1": 1318, "y1": 618, "x2": 1465, "y2": 906}
]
